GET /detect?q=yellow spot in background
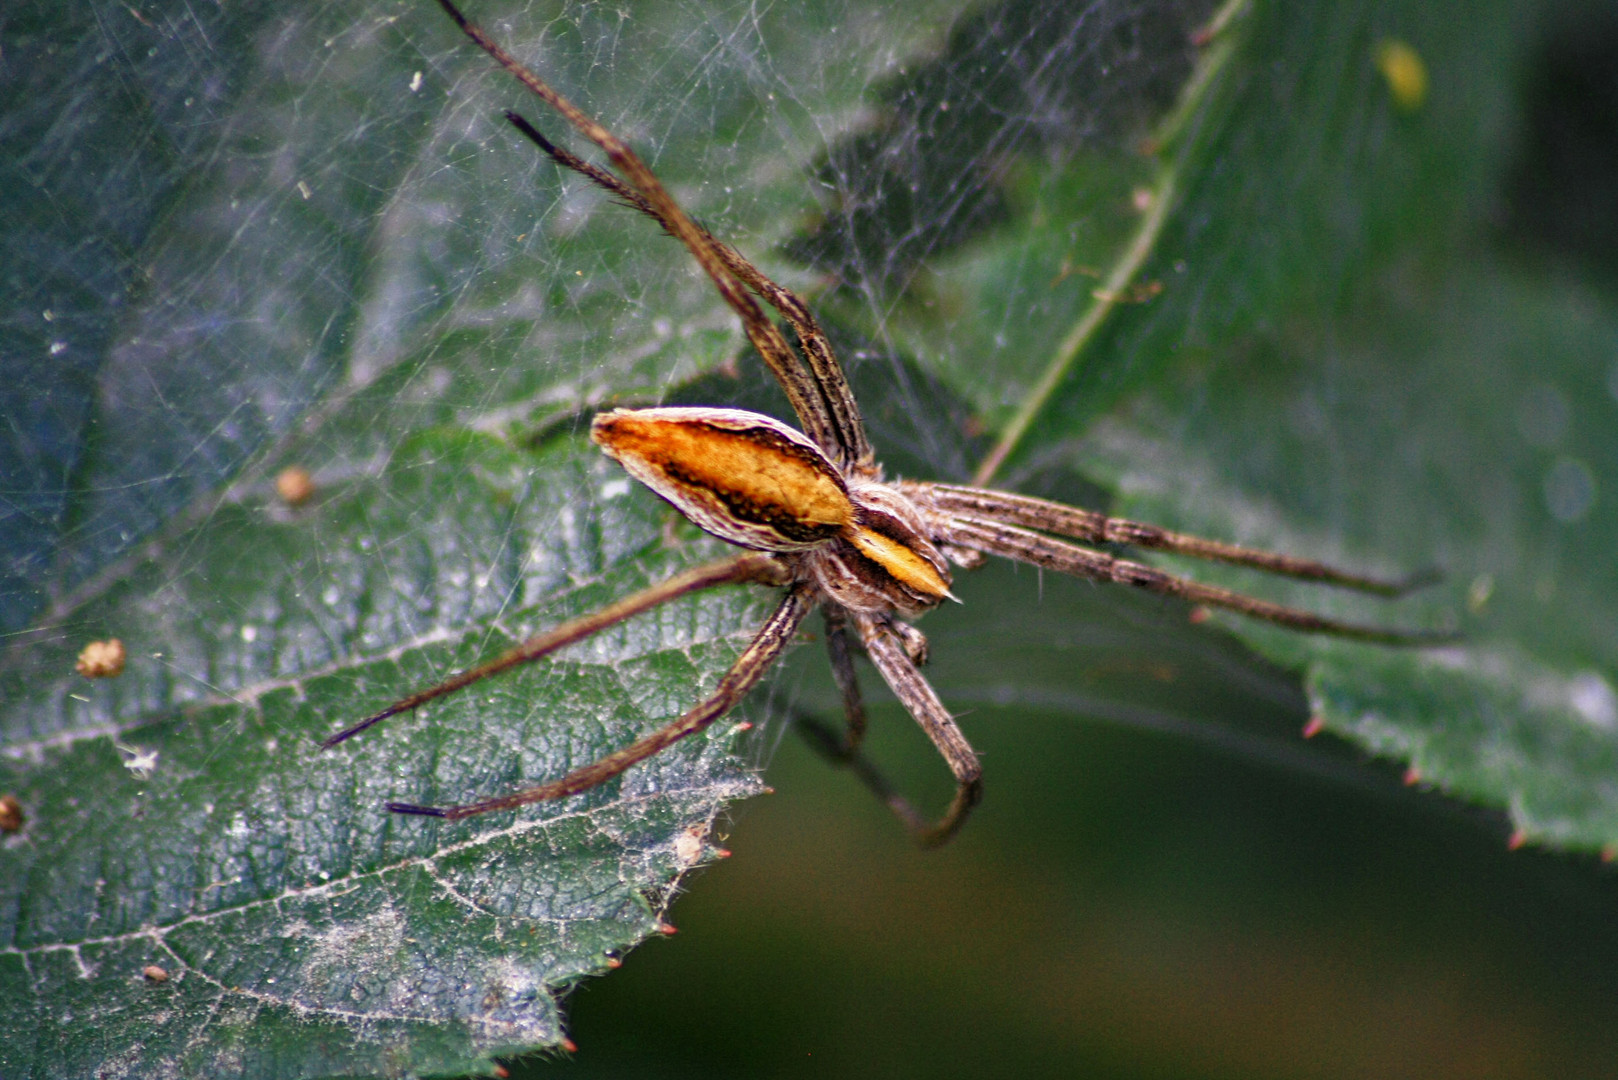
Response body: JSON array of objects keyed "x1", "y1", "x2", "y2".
[{"x1": 1375, "y1": 38, "x2": 1428, "y2": 112}]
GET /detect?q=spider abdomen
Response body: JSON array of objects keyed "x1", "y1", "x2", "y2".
[{"x1": 593, "y1": 406, "x2": 853, "y2": 551}]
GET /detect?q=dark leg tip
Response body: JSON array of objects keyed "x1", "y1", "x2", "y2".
[
  {"x1": 504, "y1": 110, "x2": 555, "y2": 151},
  {"x1": 387, "y1": 802, "x2": 448, "y2": 817}
]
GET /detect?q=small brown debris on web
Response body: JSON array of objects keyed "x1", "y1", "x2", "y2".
[
  {"x1": 0, "y1": 795, "x2": 24, "y2": 833},
  {"x1": 76, "y1": 638, "x2": 125, "y2": 678},
  {"x1": 275, "y1": 465, "x2": 316, "y2": 506},
  {"x1": 674, "y1": 825, "x2": 707, "y2": 866}
]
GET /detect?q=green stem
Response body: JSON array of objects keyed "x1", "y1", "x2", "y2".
[{"x1": 970, "y1": 0, "x2": 1249, "y2": 487}]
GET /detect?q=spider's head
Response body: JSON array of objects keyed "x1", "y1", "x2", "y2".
[{"x1": 813, "y1": 478, "x2": 954, "y2": 618}]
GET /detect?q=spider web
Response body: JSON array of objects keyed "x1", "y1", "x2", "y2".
[
  {"x1": 2, "y1": 1, "x2": 1211, "y2": 1073},
  {"x1": 6, "y1": 0, "x2": 1618, "y2": 1077}
]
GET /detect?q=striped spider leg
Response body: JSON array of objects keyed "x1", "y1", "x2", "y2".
[{"x1": 323, "y1": 0, "x2": 1449, "y2": 846}]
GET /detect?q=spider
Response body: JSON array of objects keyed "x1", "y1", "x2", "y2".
[{"x1": 323, "y1": 0, "x2": 1448, "y2": 845}]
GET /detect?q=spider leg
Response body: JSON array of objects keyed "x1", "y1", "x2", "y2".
[
  {"x1": 919, "y1": 484, "x2": 1437, "y2": 595},
  {"x1": 435, "y1": 0, "x2": 866, "y2": 466},
  {"x1": 794, "y1": 606, "x2": 972, "y2": 843},
  {"x1": 847, "y1": 611, "x2": 984, "y2": 847},
  {"x1": 321, "y1": 552, "x2": 789, "y2": 749},
  {"x1": 389, "y1": 583, "x2": 816, "y2": 820},
  {"x1": 943, "y1": 515, "x2": 1457, "y2": 644},
  {"x1": 794, "y1": 710, "x2": 943, "y2": 838},
  {"x1": 500, "y1": 110, "x2": 871, "y2": 471},
  {"x1": 821, "y1": 605, "x2": 868, "y2": 755}
]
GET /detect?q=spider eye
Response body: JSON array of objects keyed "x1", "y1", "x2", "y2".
[{"x1": 592, "y1": 406, "x2": 853, "y2": 552}]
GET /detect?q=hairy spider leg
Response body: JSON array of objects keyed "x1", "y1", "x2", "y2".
[
  {"x1": 500, "y1": 111, "x2": 871, "y2": 472},
  {"x1": 389, "y1": 584, "x2": 815, "y2": 820},
  {"x1": 794, "y1": 610, "x2": 920, "y2": 835},
  {"x1": 431, "y1": 0, "x2": 866, "y2": 466},
  {"x1": 922, "y1": 484, "x2": 1442, "y2": 596},
  {"x1": 323, "y1": 554, "x2": 787, "y2": 749},
  {"x1": 939, "y1": 514, "x2": 1456, "y2": 644},
  {"x1": 794, "y1": 607, "x2": 983, "y2": 845}
]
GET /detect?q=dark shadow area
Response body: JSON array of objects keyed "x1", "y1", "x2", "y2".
[{"x1": 1504, "y1": 3, "x2": 1618, "y2": 279}]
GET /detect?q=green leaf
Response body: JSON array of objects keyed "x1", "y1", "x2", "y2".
[
  {"x1": 1076, "y1": 2, "x2": 1618, "y2": 854},
  {"x1": 7, "y1": 0, "x2": 1612, "y2": 1077},
  {"x1": 0, "y1": 0, "x2": 972, "y2": 1075},
  {"x1": 842, "y1": 0, "x2": 1618, "y2": 856}
]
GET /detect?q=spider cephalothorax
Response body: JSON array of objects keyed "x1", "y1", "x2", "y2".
[{"x1": 323, "y1": 0, "x2": 1449, "y2": 845}]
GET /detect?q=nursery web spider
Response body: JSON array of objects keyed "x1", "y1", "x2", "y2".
[{"x1": 324, "y1": 0, "x2": 1449, "y2": 845}]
